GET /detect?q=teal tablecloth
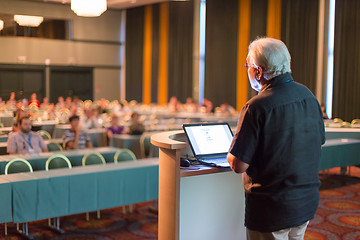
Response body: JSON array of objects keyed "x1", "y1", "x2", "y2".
[
  {"x1": 0, "y1": 176, "x2": 12, "y2": 223},
  {"x1": 110, "y1": 134, "x2": 142, "y2": 159},
  {"x1": 320, "y1": 139, "x2": 360, "y2": 170},
  {"x1": 0, "y1": 147, "x2": 120, "y2": 174},
  {"x1": 325, "y1": 128, "x2": 360, "y2": 140},
  {"x1": 0, "y1": 159, "x2": 159, "y2": 223}
]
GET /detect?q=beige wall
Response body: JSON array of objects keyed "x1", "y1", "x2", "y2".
[
  {"x1": 94, "y1": 68, "x2": 120, "y2": 100},
  {"x1": 0, "y1": 0, "x2": 122, "y2": 100}
]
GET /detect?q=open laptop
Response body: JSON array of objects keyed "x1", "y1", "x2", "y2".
[{"x1": 183, "y1": 122, "x2": 234, "y2": 168}]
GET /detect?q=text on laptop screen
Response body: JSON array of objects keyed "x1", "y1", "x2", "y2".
[{"x1": 185, "y1": 124, "x2": 233, "y2": 155}]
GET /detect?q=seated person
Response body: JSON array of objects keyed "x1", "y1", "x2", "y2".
[
  {"x1": 7, "y1": 92, "x2": 16, "y2": 106},
  {"x1": 7, "y1": 116, "x2": 48, "y2": 154},
  {"x1": 80, "y1": 108, "x2": 102, "y2": 130},
  {"x1": 321, "y1": 104, "x2": 329, "y2": 119},
  {"x1": 203, "y1": 98, "x2": 214, "y2": 113},
  {"x1": 28, "y1": 93, "x2": 40, "y2": 107},
  {"x1": 127, "y1": 112, "x2": 145, "y2": 135},
  {"x1": 56, "y1": 96, "x2": 65, "y2": 110},
  {"x1": 40, "y1": 97, "x2": 50, "y2": 110},
  {"x1": 107, "y1": 114, "x2": 124, "y2": 139},
  {"x1": 63, "y1": 115, "x2": 93, "y2": 150},
  {"x1": 220, "y1": 102, "x2": 237, "y2": 116}
]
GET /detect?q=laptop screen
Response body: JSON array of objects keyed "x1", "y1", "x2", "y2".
[{"x1": 183, "y1": 123, "x2": 234, "y2": 157}]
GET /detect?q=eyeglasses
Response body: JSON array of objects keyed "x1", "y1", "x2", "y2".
[{"x1": 244, "y1": 63, "x2": 258, "y2": 71}]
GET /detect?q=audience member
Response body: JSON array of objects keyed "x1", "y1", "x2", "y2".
[
  {"x1": 14, "y1": 103, "x2": 28, "y2": 123},
  {"x1": 73, "y1": 96, "x2": 81, "y2": 108},
  {"x1": 184, "y1": 97, "x2": 197, "y2": 112},
  {"x1": 56, "y1": 96, "x2": 65, "y2": 110},
  {"x1": 7, "y1": 116, "x2": 48, "y2": 154},
  {"x1": 7, "y1": 92, "x2": 16, "y2": 106},
  {"x1": 40, "y1": 97, "x2": 50, "y2": 110},
  {"x1": 28, "y1": 93, "x2": 40, "y2": 107},
  {"x1": 44, "y1": 103, "x2": 56, "y2": 120},
  {"x1": 65, "y1": 97, "x2": 72, "y2": 109},
  {"x1": 63, "y1": 115, "x2": 92, "y2": 150},
  {"x1": 127, "y1": 112, "x2": 145, "y2": 135},
  {"x1": 321, "y1": 105, "x2": 329, "y2": 119},
  {"x1": 203, "y1": 98, "x2": 214, "y2": 113},
  {"x1": 107, "y1": 114, "x2": 124, "y2": 139},
  {"x1": 220, "y1": 102, "x2": 237, "y2": 116},
  {"x1": 98, "y1": 98, "x2": 109, "y2": 114},
  {"x1": 168, "y1": 96, "x2": 182, "y2": 113},
  {"x1": 80, "y1": 108, "x2": 101, "y2": 130}
]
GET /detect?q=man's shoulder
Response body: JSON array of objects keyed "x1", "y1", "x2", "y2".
[
  {"x1": 8, "y1": 131, "x2": 20, "y2": 141},
  {"x1": 30, "y1": 131, "x2": 43, "y2": 139}
]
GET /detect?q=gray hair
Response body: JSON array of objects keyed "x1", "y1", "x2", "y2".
[{"x1": 247, "y1": 37, "x2": 291, "y2": 80}]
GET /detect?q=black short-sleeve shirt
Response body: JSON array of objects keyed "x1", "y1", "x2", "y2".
[{"x1": 229, "y1": 72, "x2": 325, "y2": 232}]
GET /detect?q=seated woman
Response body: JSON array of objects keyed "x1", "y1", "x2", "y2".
[{"x1": 107, "y1": 114, "x2": 124, "y2": 139}]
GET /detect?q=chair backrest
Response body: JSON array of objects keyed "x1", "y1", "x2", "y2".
[
  {"x1": 46, "y1": 154, "x2": 72, "y2": 170},
  {"x1": 37, "y1": 130, "x2": 52, "y2": 140},
  {"x1": 140, "y1": 134, "x2": 152, "y2": 159},
  {"x1": 114, "y1": 149, "x2": 137, "y2": 163},
  {"x1": 82, "y1": 152, "x2": 106, "y2": 166},
  {"x1": 47, "y1": 142, "x2": 63, "y2": 152},
  {"x1": 5, "y1": 158, "x2": 33, "y2": 175}
]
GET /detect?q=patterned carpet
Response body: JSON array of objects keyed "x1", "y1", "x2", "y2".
[
  {"x1": 1, "y1": 168, "x2": 360, "y2": 240},
  {"x1": 0, "y1": 202, "x2": 158, "y2": 240},
  {"x1": 305, "y1": 167, "x2": 360, "y2": 240}
]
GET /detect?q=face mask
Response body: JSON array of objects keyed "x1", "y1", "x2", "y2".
[{"x1": 248, "y1": 74, "x2": 262, "y2": 92}]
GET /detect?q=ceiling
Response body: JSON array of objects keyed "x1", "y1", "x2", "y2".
[{"x1": 39, "y1": 0, "x2": 172, "y2": 10}]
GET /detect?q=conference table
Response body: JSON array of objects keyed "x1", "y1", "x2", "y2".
[
  {"x1": 110, "y1": 134, "x2": 142, "y2": 159},
  {"x1": 320, "y1": 138, "x2": 360, "y2": 170},
  {"x1": 0, "y1": 113, "x2": 14, "y2": 127},
  {"x1": 32, "y1": 120, "x2": 58, "y2": 135},
  {"x1": 0, "y1": 158, "x2": 159, "y2": 225},
  {"x1": 0, "y1": 127, "x2": 12, "y2": 134},
  {"x1": 325, "y1": 127, "x2": 360, "y2": 140},
  {"x1": 0, "y1": 134, "x2": 8, "y2": 142},
  {"x1": 0, "y1": 147, "x2": 120, "y2": 174}
]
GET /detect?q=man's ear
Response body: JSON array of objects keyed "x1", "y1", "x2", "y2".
[{"x1": 256, "y1": 67, "x2": 263, "y2": 80}]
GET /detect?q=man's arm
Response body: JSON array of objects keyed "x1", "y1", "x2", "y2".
[
  {"x1": 227, "y1": 152, "x2": 249, "y2": 174},
  {"x1": 38, "y1": 136, "x2": 48, "y2": 152},
  {"x1": 85, "y1": 132, "x2": 93, "y2": 149},
  {"x1": 7, "y1": 134, "x2": 17, "y2": 155},
  {"x1": 67, "y1": 134, "x2": 79, "y2": 150}
]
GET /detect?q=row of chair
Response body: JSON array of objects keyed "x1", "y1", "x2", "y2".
[
  {"x1": 3, "y1": 149, "x2": 137, "y2": 237},
  {"x1": 38, "y1": 129, "x2": 156, "y2": 159},
  {"x1": 4, "y1": 149, "x2": 137, "y2": 174}
]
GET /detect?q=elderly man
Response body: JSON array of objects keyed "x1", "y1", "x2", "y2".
[
  {"x1": 227, "y1": 38, "x2": 325, "y2": 240},
  {"x1": 7, "y1": 116, "x2": 48, "y2": 154}
]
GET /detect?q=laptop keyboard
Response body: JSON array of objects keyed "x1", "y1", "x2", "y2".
[{"x1": 203, "y1": 157, "x2": 228, "y2": 164}]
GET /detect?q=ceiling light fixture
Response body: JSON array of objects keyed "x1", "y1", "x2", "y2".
[
  {"x1": 14, "y1": 15, "x2": 44, "y2": 27},
  {"x1": 71, "y1": 0, "x2": 107, "y2": 17}
]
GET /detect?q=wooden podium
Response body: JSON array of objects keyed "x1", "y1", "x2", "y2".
[{"x1": 151, "y1": 131, "x2": 245, "y2": 240}]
